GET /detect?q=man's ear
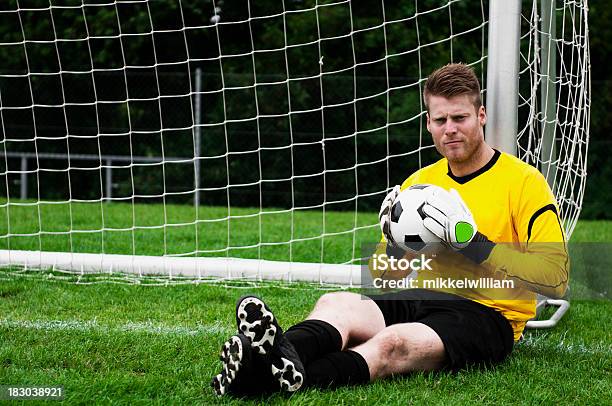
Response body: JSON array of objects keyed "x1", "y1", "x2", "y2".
[
  {"x1": 478, "y1": 105, "x2": 487, "y2": 126},
  {"x1": 426, "y1": 112, "x2": 431, "y2": 132}
]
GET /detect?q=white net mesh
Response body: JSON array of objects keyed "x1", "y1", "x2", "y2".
[
  {"x1": 517, "y1": 0, "x2": 590, "y2": 238},
  {"x1": 0, "y1": 0, "x2": 589, "y2": 283}
]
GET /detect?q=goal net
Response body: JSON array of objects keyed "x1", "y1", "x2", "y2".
[{"x1": 0, "y1": 0, "x2": 590, "y2": 285}]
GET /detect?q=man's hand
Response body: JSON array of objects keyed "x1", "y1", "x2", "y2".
[
  {"x1": 378, "y1": 185, "x2": 400, "y2": 245},
  {"x1": 422, "y1": 188, "x2": 477, "y2": 250}
]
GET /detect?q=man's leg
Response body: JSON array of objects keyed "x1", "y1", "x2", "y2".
[
  {"x1": 283, "y1": 291, "x2": 386, "y2": 367},
  {"x1": 275, "y1": 291, "x2": 386, "y2": 389},
  {"x1": 224, "y1": 289, "x2": 513, "y2": 393},
  {"x1": 351, "y1": 322, "x2": 446, "y2": 380},
  {"x1": 227, "y1": 292, "x2": 381, "y2": 394},
  {"x1": 296, "y1": 291, "x2": 386, "y2": 346},
  {"x1": 303, "y1": 290, "x2": 515, "y2": 388},
  {"x1": 300, "y1": 322, "x2": 446, "y2": 388}
]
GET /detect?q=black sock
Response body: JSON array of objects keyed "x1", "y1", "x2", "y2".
[
  {"x1": 305, "y1": 350, "x2": 370, "y2": 388},
  {"x1": 284, "y1": 319, "x2": 343, "y2": 366}
]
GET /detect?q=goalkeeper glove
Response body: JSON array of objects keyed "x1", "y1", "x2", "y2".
[
  {"x1": 422, "y1": 188, "x2": 478, "y2": 250},
  {"x1": 422, "y1": 187, "x2": 495, "y2": 263}
]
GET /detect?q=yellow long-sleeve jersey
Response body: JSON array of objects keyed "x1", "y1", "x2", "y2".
[{"x1": 389, "y1": 150, "x2": 569, "y2": 341}]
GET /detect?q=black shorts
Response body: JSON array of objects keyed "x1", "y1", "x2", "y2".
[{"x1": 366, "y1": 289, "x2": 514, "y2": 371}]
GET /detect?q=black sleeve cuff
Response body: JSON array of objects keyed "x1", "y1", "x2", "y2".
[{"x1": 460, "y1": 232, "x2": 495, "y2": 264}]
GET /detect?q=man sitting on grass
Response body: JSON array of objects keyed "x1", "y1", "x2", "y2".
[{"x1": 211, "y1": 63, "x2": 569, "y2": 396}]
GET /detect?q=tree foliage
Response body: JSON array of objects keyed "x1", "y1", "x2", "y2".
[{"x1": 0, "y1": 0, "x2": 605, "y2": 218}]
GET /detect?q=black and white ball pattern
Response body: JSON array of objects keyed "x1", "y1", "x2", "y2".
[{"x1": 389, "y1": 184, "x2": 443, "y2": 253}]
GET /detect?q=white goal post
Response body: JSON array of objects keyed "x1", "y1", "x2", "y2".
[{"x1": 0, "y1": 0, "x2": 589, "y2": 291}]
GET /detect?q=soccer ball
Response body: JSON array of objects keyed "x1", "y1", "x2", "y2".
[{"x1": 388, "y1": 184, "x2": 444, "y2": 254}]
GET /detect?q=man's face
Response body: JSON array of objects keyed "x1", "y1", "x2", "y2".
[{"x1": 426, "y1": 94, "x2": 487, "y2": 163}]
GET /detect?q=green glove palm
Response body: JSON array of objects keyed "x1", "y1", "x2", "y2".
[{"x1": 422, "y1": 188, "x2": 477, "y2": 250}]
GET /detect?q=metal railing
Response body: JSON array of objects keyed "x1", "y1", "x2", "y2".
[{"x1": 0, "y1": 151, "x2": 190, "y2": 201}]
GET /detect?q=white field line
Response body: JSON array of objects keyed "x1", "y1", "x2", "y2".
[
  {"x1": 0, "y1": 318, "x2": 233, "y2": 337},
  {"x1": 1, "y1": 318, "x2": 610, "y2": 358},
  {"x1": 518, "y1": 333, "x2": 612, "y2": 357}
]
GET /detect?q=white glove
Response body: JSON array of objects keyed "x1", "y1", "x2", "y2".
[
  {"x1": 422, "y1": 188, "x2": 477, "y2": 250},
  {"x1": 378, "y1": 185, "x2": 400, "y2": 244}
]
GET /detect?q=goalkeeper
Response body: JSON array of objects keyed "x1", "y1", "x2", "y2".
[{"x1": 211, "y1": 63, "x2": 568, "y2": 396}]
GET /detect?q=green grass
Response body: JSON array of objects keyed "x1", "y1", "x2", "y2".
[
  {"x1": 0, "y1": 203, "x2": 610, "y2": 404},
  {"x1": 0, "y1": 201, "x2": 377, "y2": 263},
  {"x1": 0, "y1": 279, "x2": 610, "y2": 405}
]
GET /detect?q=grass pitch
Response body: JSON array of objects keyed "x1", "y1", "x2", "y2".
[{"x1": 0, "y1": 205, "x2": 610, "y2": 404}]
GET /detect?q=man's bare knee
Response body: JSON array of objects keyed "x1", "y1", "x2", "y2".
[
  {"x1": 313, "y1": 291, "x2": 360, "y2": 311},
  {"x1": 377, "y1": 329, "x2": 405, "y2": 356},
  {"x1": 310, "y1": 291, "x2": 370, "y2": 334},
  {"x1": 308, "y1": 291, "x2": 385, "y2": 348},
  {"x1": 372, "y1": 328, "x2": 411, "y2": 376},
  {"x1": 357, "y1": 323, "x2": 446, "y2": 379},
  {"x1": 389, "y1": 324, "x2": 445, "y2": 372}
]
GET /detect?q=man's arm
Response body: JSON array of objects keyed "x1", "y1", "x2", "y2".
[
  {"x1": 480, "y1": 178, "x2": 569, "y2": 299},
  {"x1": 480, "y1": 239, "x2": 568, "y2": 299},
  {"x1": 422, "y1": 172, "x2": 569, "y2": 299}
]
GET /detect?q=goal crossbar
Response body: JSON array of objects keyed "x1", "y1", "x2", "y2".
[{"x1": 0, "y1": 250, "x2": 362, "y2": 286}]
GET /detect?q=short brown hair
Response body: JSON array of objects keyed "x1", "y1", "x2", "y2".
[{"x1": 423, "y1": 63, "x2": 482, "y2": 112}]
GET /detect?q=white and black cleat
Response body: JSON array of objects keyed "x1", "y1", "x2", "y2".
[
  {"x1": 236, "y1": 296, "x2": 278, "y2": 355},
  {"x1": 235, "y1": 296, "x2": 306, "y2": 392},
  {"x1": 211, "y1": 371, "x2": 229, "y2": 397},
  {"x1": 211, "y1": 335, "x2": 248, "y2": 396},
  {"x1": 271, "y1": 357, "x2": 304, "y2": 392}
]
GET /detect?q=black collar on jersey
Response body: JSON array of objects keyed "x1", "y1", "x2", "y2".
[{"x1": 447, "y1": 149, "x2": 501, "y2": 184}]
